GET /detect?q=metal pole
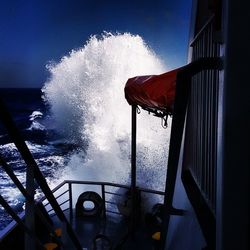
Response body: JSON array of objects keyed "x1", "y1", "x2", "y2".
[
  {"x1": 131, "y1": 105, "x2": 137, "y2": 232},
  {"x1": 68, "y1": 182, "x2": 73, "y2": 220},
  {"x1": 101, "y1": 184, "x2": 106, "y2": 219},
  {"x1": 25, "y1": 164, "x2": 36, "y2": 250}
]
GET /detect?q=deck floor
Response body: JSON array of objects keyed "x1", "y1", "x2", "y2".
[{"x1": 51, "y1": 210, "x2": 157, "y2": 249}]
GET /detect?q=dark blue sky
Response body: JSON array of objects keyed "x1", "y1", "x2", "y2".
[{"x1": 0, "y1": 0, "x2": 192, "y2": 88}]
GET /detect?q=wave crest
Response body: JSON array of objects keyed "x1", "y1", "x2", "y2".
[{"x1": 42, "y1": 33, "x2": 170, "y2": 189}]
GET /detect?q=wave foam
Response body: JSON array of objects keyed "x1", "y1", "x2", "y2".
[{"x1": 42, "y1": 33, "x2": 171, "y2": 190}]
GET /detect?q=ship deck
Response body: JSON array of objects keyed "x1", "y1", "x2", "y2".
[{"x1": 51, "y1": 209, "x2": 157, "y2": 249}]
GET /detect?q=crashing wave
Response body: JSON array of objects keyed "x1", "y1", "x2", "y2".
[{"x1": 42, "y1": 33, "x2": 171, "y2": 190}]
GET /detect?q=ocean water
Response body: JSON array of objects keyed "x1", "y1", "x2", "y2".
[
  {"x1": 0, "y1": 88, "x2": 72, "y2": 230},
  {"x1": 0, "y1": 33, "x2": 171, "y2": 231}
]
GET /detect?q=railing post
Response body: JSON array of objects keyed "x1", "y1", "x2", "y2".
[
  {"x1": 68, "y1": 182, "x2": 73, "y2": 220},
  {"x1": 131, "y1": 105, "x2": 137, "y2": 233},
  {"x1": 25, "y1": 164, "x2": 36, "y2": 250},
  {"x1": 101, "y1": 184, "x2": 106, "y2": 219},
  {"x1": 61, "y1": 221, "x2": 68, "y2": 249}
]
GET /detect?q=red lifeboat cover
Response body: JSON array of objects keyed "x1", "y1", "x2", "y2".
[{"x1": 124, "y1": 68, "x2": 179, "y2": 112}]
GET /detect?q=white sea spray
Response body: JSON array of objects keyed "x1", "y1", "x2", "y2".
[{"x1": 42, "y1": 33, "x2": 171, "y2": 192}]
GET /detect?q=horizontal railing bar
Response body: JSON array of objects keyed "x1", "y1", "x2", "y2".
[
  {"x1": 40, "y1": 181, "x2": 67, "y2": 203},
  {"x1": 139, "y1": 187, "x2": 165, "y2": 196},
  {"x1": 106, "y1": 210, "x2": 122, "y2": 215},
  {"x1": 105, "y1": 201, "x2": 118, "y2": 205},
  {"x1": 55, "y1": 189, "x2": 69, "y2": 200},
  {"x1": 48, "y1": 212, "x2": 56, "y2": 217},
  {"x1": 43, "y1": 201, "x2": 49, "y2": 207},
  {"x1": 61, "y1": 207, "x2": 70, "y2": 213},
  {"x1": 44, "y1": 189, "x2": 69, "y2": 206},
  {"x1": 47, "y1": 208, "x2": 54, "y2": 213},
  {"x1": 47, "y1": 199, "x2": 69, "y2": 213},
  {"x1": 64, "y1": 180, "x2": 130, "y2": 189},
  {"x1": 63, "y1": 180, "x2": 164, "y2": 195},
  {"x1": 49, "y1": 207, "x2": 70, "y2": 218},
  {"x1": 58, "y1": 199, "x2": 70, "y2": 207},
  {"x1": 105, "y1": 191, "x2": 123, "y2": 196},
  {"x1": 50, "y1": 181, "x2": 67, "y2": 194}
]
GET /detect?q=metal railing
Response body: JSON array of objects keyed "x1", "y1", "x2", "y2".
[
  {"x1": 0, "y1": 98, "x2": 82, "y2": 249},
  {"x1": 183, "y1": 16, "x2": 221, "y2": 213},
  {"x1": 40, "y1": 180, "x2": 165, "y2": 218},
  {"x1": 0, "y1": 94, "x2": 165, "y2": 249},
  {"x1": 160, "y1": 56, "x2": 223, "y2": 249}
]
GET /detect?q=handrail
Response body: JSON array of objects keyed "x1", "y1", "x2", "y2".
[
  {"x1": 190, "y1": 15, "x2": 215, "y2": 47},
  {"x1": 0, "y1": 99, "x2": 82, "y2": 250},
  {"x1": 159, "y1": 57, "x2": 223, "y2": 249},
  {"x1": 41, "y1": 179, "x2": 165, "y2": 219},
  {"x1": 40, "y1": 181, "x2": 67, "y2": 205},
  {"x1": 50, "y1": 181, "x2": 67, "y2": 193},
  {"x1": 64, "y1": 179, "x2": 130, "y2": 188},
  {"x1": 64, "y1": 180, "x2": 165, "y2": 195},
  {"x1": 43, "y1": 189, "x2": 69, "y2": 206},
  {"x1": 55, "y1": 189, "x2": 69, "y2": 200}
]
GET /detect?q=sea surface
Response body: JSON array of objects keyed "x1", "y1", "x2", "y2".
[
  {"x1": 0, "y1": 88, "x2": 75, "y2": 230},
  {"x1": 0, "y1": 33, "x2": 170, "y2": 232}
]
